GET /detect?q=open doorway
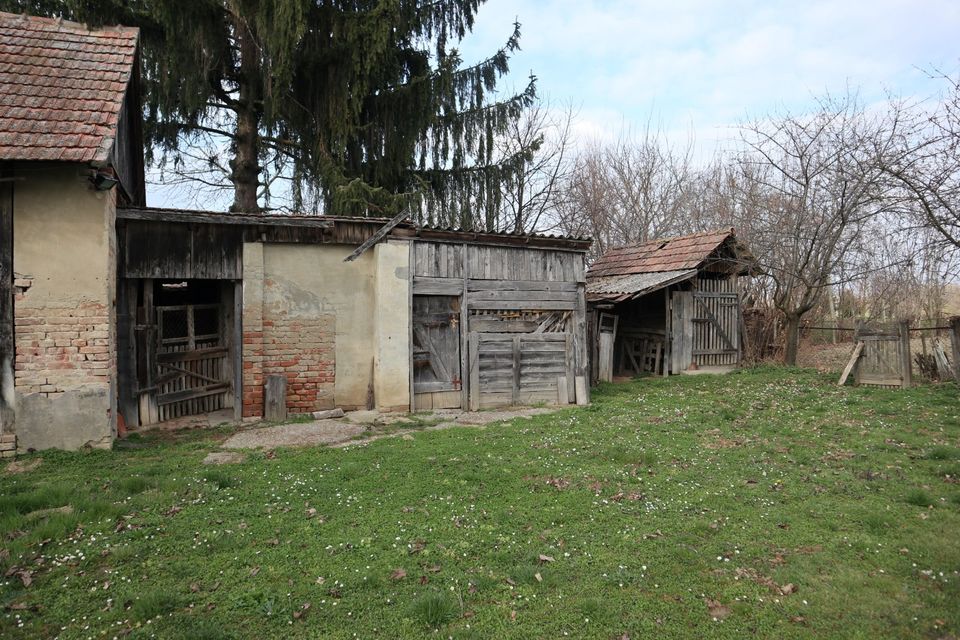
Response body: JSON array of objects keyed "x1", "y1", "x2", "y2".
[{"x1": 119, "y1": 279, "x2": 240, "y2": 426}]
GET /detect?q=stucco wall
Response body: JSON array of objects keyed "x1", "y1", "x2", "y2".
[
  {"x1": 242, "y1": 241, "x2": 410, "y2": 415},
  {"x1": 11, "y1": 163, "x2": 116, "y2": 450},
  {"x1": 373, "y1": 241, "x2": 411, "y2": 411}
]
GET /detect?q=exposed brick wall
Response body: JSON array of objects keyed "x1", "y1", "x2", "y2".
[
  {"x1": 13, "y1": 298, "x2": 115, "y2": 396},
  {"x1": 241, "y1": 244, "x2": 343, "y2": 419},
  {"x1": 262, "y1": 313, "x2": 335, "y2": 414}
]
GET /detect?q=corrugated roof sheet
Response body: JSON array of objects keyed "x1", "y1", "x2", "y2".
[
  {"x1": 588, "y1": 229, "x2": 738, "y2": 278},
  {"x1": 0, "y1": 11, "x2": 138, "y2": 163},
  {"x1": 587, "y1": 269, "x2": 697, "y2": 303}
]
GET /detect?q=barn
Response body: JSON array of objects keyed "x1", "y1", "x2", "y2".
[
  {"x1": 586, "y1": 229, "x2": 755, "y2": 381},
  {"x1": 0, "y1": 12, "x2": 592, "y2": 452}
]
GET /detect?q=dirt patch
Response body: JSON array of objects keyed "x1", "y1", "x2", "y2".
[
  {"x1": 5, "y1": 458, "x2": 41, "y2": 474},
  {"x1": 202, "y1": 451, "x2": 247, "y2": 465}
]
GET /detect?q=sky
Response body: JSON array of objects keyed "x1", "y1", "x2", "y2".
[
  {"x1": 148, "y1": 0, "x2": 960, "y2": 208},
  {"x1": 456, "y1": 0, "x2": 960, "y2": 157}
]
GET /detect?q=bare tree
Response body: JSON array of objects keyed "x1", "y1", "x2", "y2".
[
  {"x1": 556, "y1": 126, "x2": 695, "y2": 259},
  {"x1": 495, "y1": 100, "x2": 577, "y2": 233},
  {"x1": 734, "y1": 93, "x2": 905, "y2": 365},
  {"x1": 881, "y1": 73, "x2": 960, "y2": 248}
]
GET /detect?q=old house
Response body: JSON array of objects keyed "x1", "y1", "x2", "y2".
[
  {"x1": 0, "y1": 11, "x2": 591, "y2": 453},
  {"x1": 0, "y1": 13, "x2": 143, "y2": 452},
  {"x1": 586, "y1": 229, "x2": 755, "y2": 381}
]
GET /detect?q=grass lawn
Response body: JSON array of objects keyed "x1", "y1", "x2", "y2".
[{"x1": 1, "y1": 367, "x2": 959, "y2": 639}]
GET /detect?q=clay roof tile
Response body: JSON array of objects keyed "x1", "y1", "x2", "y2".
[{"x1": 0, "y1": 11, "x2": 138, "y2": 163}]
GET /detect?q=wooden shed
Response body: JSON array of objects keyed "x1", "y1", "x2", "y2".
[{"x1": 586, "y1": 229, "x2": 755, "y2": 381}]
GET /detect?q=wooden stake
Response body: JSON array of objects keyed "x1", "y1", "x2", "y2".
[
  {"x1": 898, "y1": 320, "x2": 912, "y2": 389},
  {"x1": 838, "y1": 341, "x2": 864, "y2": 387}
]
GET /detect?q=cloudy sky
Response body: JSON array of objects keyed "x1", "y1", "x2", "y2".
[{"x1": 458, "y1": 0, "x2": 960, "y2": 155}]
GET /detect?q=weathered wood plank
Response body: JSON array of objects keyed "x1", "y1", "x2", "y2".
[
  {"x1": 837, "y1": 341, "x2": 864, "y2": 386},
  {"x1": 469, "y1": 300, "x2": 577, "y2": 311},
  {"x1": 470, "y1": 317, "x2": 540, "y2": 333},
  {"x1": 898, "y1": 320, "x2": 912, "y2": 389},
  {"x1": 575, "y1": 376, "x2": 589, "y2": 406},
  {"x1": 467, "y1": 279, "x2": 578, "y2": 292},
  {"x1": 412, "y1": 276, "x2": 463, "y2": 295},
  {"x1": 156, "y1": 382, "x2": 231, "y2": 407},
  {"x1": 467, "y1": 290, "x2": 578, "y2": 302},
  {"x1": 556, "y1": 376, "x2": 568, "y2": 405},
  {"x1": 264, "y1": 374, "x2": 287, "y2": 421},
  {"x1": 469, "y1": 332, "x2": 480, "y2": 411}
]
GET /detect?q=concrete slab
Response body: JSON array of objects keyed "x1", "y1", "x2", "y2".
[
  {"x1": 217, "y1": 406, "x2": 563, "y2": 452},
  {"x1": 222, "y1": 420, "x2": 366, "y2": 450}
]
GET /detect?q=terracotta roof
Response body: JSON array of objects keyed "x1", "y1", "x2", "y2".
[
  {"x1": 588, "y1": 229, "x2": 744, "y2": 279},
  {"x1": 0, "y1": 11, "x2": 138, "y2": 163}
]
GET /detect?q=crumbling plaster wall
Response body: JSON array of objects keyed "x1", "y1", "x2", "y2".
[
  {"x1": 242, "y1": 241, "x2": 410, "y2": 416},
  {"x1": 11, "y1": 163, "x2": 116, "y2": 451}
]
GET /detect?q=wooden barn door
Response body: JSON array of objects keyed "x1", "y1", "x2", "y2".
[{"x1": 412, "y1": 295, "x2": 462, "y2": 410}]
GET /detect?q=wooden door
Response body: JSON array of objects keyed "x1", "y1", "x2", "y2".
[
  {"x1": 412, "y1": 295, "x2": 462, "y2": 409},
  {"x1": 671, "y1": 291, "x2": 693, "y2": 372}
]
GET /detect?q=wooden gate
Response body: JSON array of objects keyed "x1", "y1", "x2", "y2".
[
  {"x1": 671, "y1": 278, "x2": 741, "y2": 372},
  {"x1": 412, "y1": 295, "x2": 462, "y2": 410},
  {"x1": 468, "y1": 331, "x2": 570, "y2": 409},
  {"x1": 138, "y1": 302, "x2": 231, "y2": 423},
  {"x1": 848, "y1": 323, "x2": 912, "y2": 388}
]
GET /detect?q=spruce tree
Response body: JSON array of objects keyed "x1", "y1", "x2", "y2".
[{"x1": 4, "y1": 0, "x2": 535, "y2": 223}]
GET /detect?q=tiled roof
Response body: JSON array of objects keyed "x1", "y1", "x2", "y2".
[
  {"x1": 0, "y1": 11, "x2": 138, "y2": 163},
  {"x1": 588, "y1": 229, "x2": 739, "y2": 279}
]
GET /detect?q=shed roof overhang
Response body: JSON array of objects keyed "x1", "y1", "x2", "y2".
[{"x1": 586, "y1": 269, "x2": 697, "y2": 304}]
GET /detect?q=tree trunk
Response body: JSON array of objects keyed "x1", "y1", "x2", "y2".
[
  {"x1": 229, "y1": 16, "x2": 261, "y2": 213},
  {"x1": 783, "y1": 312, "x2": 801, "y2": 366}
]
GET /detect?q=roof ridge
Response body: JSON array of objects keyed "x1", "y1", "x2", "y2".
[{"x1": 0, "y1": 11, "x2": 139, "y2": 38}]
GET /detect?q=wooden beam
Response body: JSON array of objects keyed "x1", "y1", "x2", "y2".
[
  {"x1": 264, "y1": 374, "x2": 287, "y2": 421},
  {"x1": 343, "y1": 210, "x2": 408, "y2": 262},
  {"x1": 950, "y1": 316, "x2": 960, "y2": 382}
]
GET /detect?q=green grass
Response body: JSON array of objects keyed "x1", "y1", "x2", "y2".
[{"x1": 1, "y1": 367, "x2": 959, "y2": 639}]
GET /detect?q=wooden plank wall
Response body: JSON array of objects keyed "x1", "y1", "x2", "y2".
[{"x1": 411, "y1": 241, "x2": 588, "y2": 409}]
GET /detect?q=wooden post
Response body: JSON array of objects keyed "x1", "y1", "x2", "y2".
[
  {"x1": 232, "y1": 280, "x2": 243, "y2": 423},
  {"x1": 949, "y1": 316, "x2": 960, "y2": 382},
  {"x1": 511, "y1": 335, "x2": 521, "y2": 406},
  {"x1": 0, "y1": 166, "x2": 14, "y2": 431},
  {"x1": 898, "y1": 320, "x2": 912, "y2": 389},
  {"x1": 663, "y1": 287, "x2": 672, "y2": 376},
  {"x1": 468, "y1": 332, "x2": 479, "y2": 411},
  {"x1": 264, "y1": 374, "x2": 287, "y2": 422}
]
